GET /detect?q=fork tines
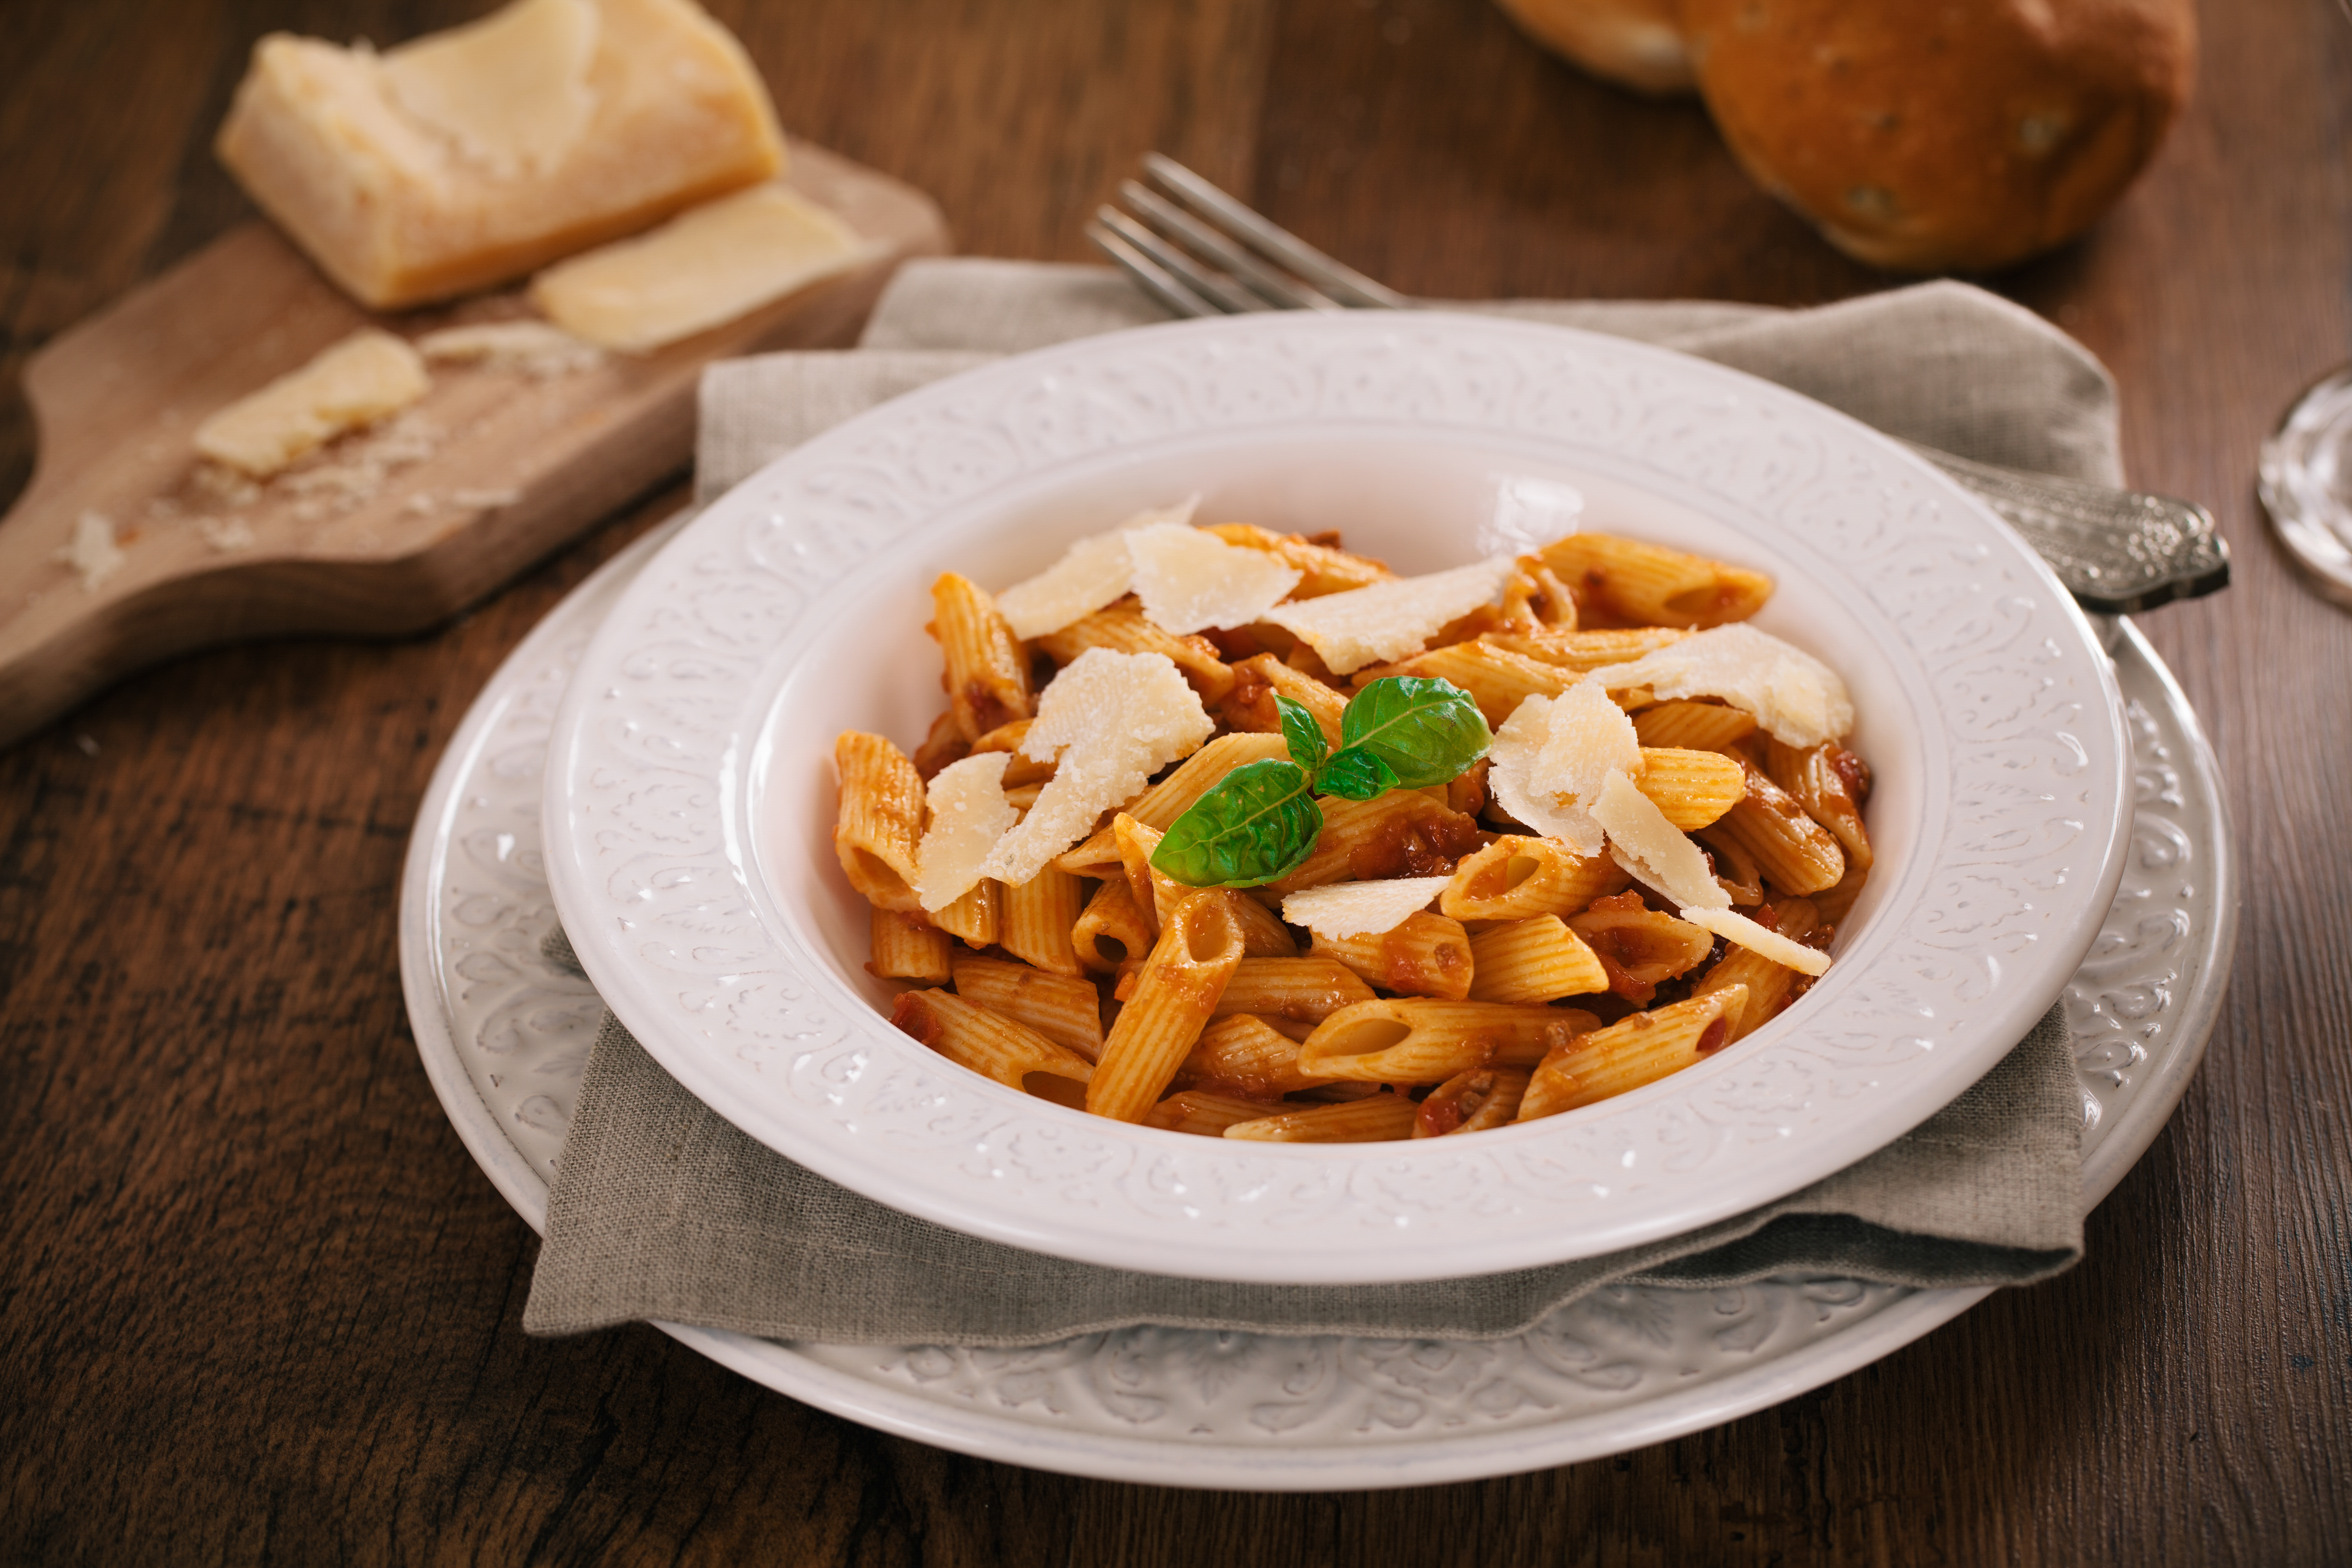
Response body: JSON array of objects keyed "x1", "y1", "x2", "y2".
[{"x1": 1088, "y1": 153, "x2": 1411, "y2": 318}]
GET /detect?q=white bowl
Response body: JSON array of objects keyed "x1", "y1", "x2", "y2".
[{"x1": 543, "y1": 312, "x2": 2129, "y2": 1286}]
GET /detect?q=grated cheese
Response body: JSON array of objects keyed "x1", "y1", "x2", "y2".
[
  {"x1": 916, "y1": 752, "x2": 1019, "y2": 912},
  {"x1": 994, "y1": 498, "x2": 1194, "y2": 640},
  {"x1": 1126, "y1": 521, "x2": 1300, "y2": 635},
  {"x1": 979, "y1": 649, "x2": 1212, "y2": 886},
  {"x1": 1261, "y1": 555, "x2": 1517, "y2": 674},
  {"x1": 1583, "y1": 623, "x2": 1854, "y2": 747},
  {"x1": 1589, "y1": 770, "x2": 1730, "y2": 911},
  {"x1": 1681, "y1": 906, "x2": 1832, "y2": 976},
  {"x1": 1281, "y1": 876, "x2": 1452, "y2": 940}
]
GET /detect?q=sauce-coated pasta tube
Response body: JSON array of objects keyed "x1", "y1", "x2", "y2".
[
  {"x1": 890, "y1": 988, "x2": 1095, "y2": 1098},
  {"x1": 1712, "y1": 762, "x2": 1847, "y2": 895},
  {"x1": 1766, "y1": 739, "x2": 1873, "y2": 872},
  {"x1": 1217, "y1": 654, "x2": 1348, "y2": 747},
  {"x1": 1222, "y1": 1090, "x2": 1420, "y2": 1142},
  {"x1": 1692, "y1": 899, "x2": 1820, "y2": 1044},
  {"x1": 1210, "y1": 957, "x2": 1377, "y2": 1025},
  {"x1": 1085, "y1": 893, "x2": 1248, "y2": 1123},
  {"x1": 1483, "y1": 626, "x2": 1689, "y2": 672},
  {"x1": 1268, "y1": 792, "x2": 1485, "y2": 895},
  {"x1": 930, "y1": 877, "x2": 999, "y2": 948},
  {"x1": 1568, "y1": 895, "x2": 1715, "y2": 1004},
  {"x1": 952, "y1": 954, "x2": 1105, "y2": 1060},
  {"x1": 1634, "y1": 747, "x2": 1745, "y2": 830},
  {"x1": 868, "y1": 908, "x2": 953, "y2": 983},
  {"x1": 1442, "y1": 835, "x2": 1628, "y2": 922},
  {"x1": 1632, "y1": 699, "x2": 1757, "y2": 753},
  {"x1": 833, "y1": 732, "x2": 925, "y2": 912},
  {"x1": 930, "y1": 573, "x2": 1032, "y2": 742},
  {"x1": 1071, "y1": 876, "x2": 1153, "y2": 977},
  {"x1": 1467, "y1": 916, "x2": 1609, "y2": 1003},
  {"x1": 1297, "y1": 998, "x2": 1598, "y2": 1083},
  {"x1": 1179, "y1": 1014, "x2": 1338, "y2": 1097},
  {"x1": 1037, "y1": 604, "x2": 1235, "y2": 702},
  {"x1": 1413, "y1": 1065, "x2": 1534, "y2": 1137},
  {"x1": 1539, "y1": 533, "x2": 1772, "y2": 629},
  {"x1": 1354, "y1": 642, "x2": 1575, "y2": 727},
  {"x1": 1145, "y1": 1088, "x2": 1289, "y2": 1137},
  {"x1": 1516, "y1": 987, "x2": 1747, "y2": 1122},
  {"x1": 1000, "y1": 864, "x2": 1087, "y2": 976},
  {"x1": 1199, "y1": 523, "x2": 1393, "y2": 596},
  {"x1": 1311, "y1": 911, "x2": 1475, "y2": 1000}
]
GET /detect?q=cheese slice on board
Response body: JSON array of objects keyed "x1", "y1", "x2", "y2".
[{"x1": 193, "y1": 329, "x2": 430, "y2": 478}]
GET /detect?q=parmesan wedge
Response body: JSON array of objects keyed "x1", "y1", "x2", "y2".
[
  {"x1": 993, "y1": 498, "x2": 1196, "y2": 640},
  {"x1": 978, "y1": 649, "x2": 1212, "y2": 886},
  {"x1": 1126, "y1": 521, "x2": 1300, "y2": 635},
  {"x1": 1583, "y1": 623, "x2": 1854, "y2": 748},
  {"x1": 1281, "y1": 877, "x2": 1453, "y2": 941},
  {"x1": 1487, "y1": 696, "x2": 1603, "y2": 856},
  {"x1": 1681, "y1": 906, "x2": 1832, "y2": 976},
  {"x1": 1530, "y1": 679, "x2": 1643, "y2": 820},
  {"x1": 1589, "y1": 769, "x2": 1730, "y2": 912},
  {"x1": 1261, "y1": 555, "x2": 1517, "y2": 675},
  {"x1": 915, "y1": 752, "x2": 1019, "y2": 913}
]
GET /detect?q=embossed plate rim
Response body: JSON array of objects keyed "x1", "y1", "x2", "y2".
[{"x1": 532, "y1": 314, "x2": 2135, "y2": 1283}]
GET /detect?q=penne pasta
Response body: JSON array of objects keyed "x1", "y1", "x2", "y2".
[
  {"x1": 1568, "y1": 894, "x2": 1716, "y2": 1004},
  {"x1": 833, "y1": 731, "x2": 926, "y2": 912},
  {"x1": 1467, "y1": 916, "x2": 1610, "y2": 1003},
  {"x1": 1632, "y1": 698, "x2": 1757, "y2": 753},
  {"x1": 929, "y1": 877, "x2": 999, "y2": 948},
  {"x1": 890, "y1": 987, "x2": 1095, "y2": 1099},
  {"x1": 867, "y1": 908, "x2": 953, "y2": 984},
  {"x1": 912, "y1": 709, "x2": 971, "y2": 781},
  {"x1": 1766, "y1": 738, "x2": 1873, "y2": 872},
  {"x1": 1354, "y1": 642, "x2": 1577, "y2": 727},
  {"x1": 969, "y1": 719, "x2": 1057, "y2": 785},
  {"x1": 1297, "y1": 998, "x2": 1598, "y2": 1082},
  {"x1": 1267, "y1": 792, "x2": 1486, "y2": 895},
  {"x1": 1145, "y1": 1088, "x2": 1291, "y2": 1137},
  {"x1": 1072, "y1": 875, "x2": 1155, "y2": 977},
  {"x1": 1179, "y1": 1013, "x2": 1339, "y2": 1097},
  {"x1": 1413, "y1": 1065, "x2": 1534, "y2": 1137},
  {"x1": 1037, "y1": 602, "x2": 1236, "y2": 702},
  {"x1": 1200, "y1": 522, "x2": 1393, "y2": 597},
  {"x1": 1055, "y1": 732, "x2": 1289, "y2": 874},
  {"x1": 1539, "y1": 533, "x2": 1773, "y2": 629},
  {"x1": 1442, "y1": 835, "x2": 1630, "y2": 921},
  {"x1": 1711, "y1": 761, "x2": 1848, "y2": 895},
  {"x1": 1516, "y1": 986, "x2": 1748, "y2": 1122},
  {"x1": 1698, "y1": 826, "x2": 1765, "y2": 906},
  {"x1": 1482, "y1": 625, "x2": 1688, "y2": 672},
  {"x1": 931, "y1": 572, "x2": 1032, "y2": 741},
  {"x1": 1812, "y1": 864, "x2": 1868, "y2": 926},
  {"x1": 952, "y1": 954, "x2": 1106, "y2": 1059},
  {"x1": 1312, "y1": 911, "x2": 1475, "y2": 1000},
  {"x1": 1217, "y1": 653, "x2": 1349, "y2": 747},
  {"x1": 1633, "y1": 746, "x2": 1746, "y2": 830},
  {"x1": 1692, "y1": 898, "x2": 1820, "y2": 1043},
  {"x1": 1000, "y1": 864, "x2": 1088, "y2": 976},
  {"x1": 1086, "y1": 893, "x2": 1248, "y2": 1122},
  {"x1": 1222, "y1": 1089, "x2": 1421, "y2": 1143},
  {"x1": 1211, "y1": 957, "x2": 1378, "y2": 1025},
  {"x1": 1499, "y1": 554, "x2": 1578, "y2": 630}
]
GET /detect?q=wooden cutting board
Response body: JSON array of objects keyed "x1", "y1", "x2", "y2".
[{"x1": 0, "y1": 140, "x2": 948, "y2": 749}]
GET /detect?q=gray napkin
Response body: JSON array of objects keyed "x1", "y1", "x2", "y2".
[{"x1": 524, "y1": 262, "x2": 2101, "y2": 1345}]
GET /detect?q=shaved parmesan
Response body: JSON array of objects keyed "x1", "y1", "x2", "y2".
[
  {"x1": 1589, "y1": 770, "x2": 1729, "y2": 911},
  {"x1": 1282, "y1": 876, "x2": 1452, "y2": 939},
  {"x1": 1487, "y1": 696, "x2": 1604, "y2": 856},
  {"x1": 916, "y1": 752, "x2": 1018, "y2": 912},
  {"x1": 1127, "y1": 522, "x2": 1300, "y2": 634},
  {"x1": 980, "y1": 649, "x2": 1212, "y2": 886},
  {"x1": 995, "y1": 497, "x2": 1197, "y2": 640},
  {"x1": 1531, "y1": 679, "x2": 1643, "y2": 820},
  {"x1": 1682, "y1": 907, "x2": 1832, "y2": 976},
  {"x1": 1583, "y1": 623, "x2": 1854, "y2": 748},
  {"x1": 1262, "y1": 555, "x2": 1517, "y2": 675}
]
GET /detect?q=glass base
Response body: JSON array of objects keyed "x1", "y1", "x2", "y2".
[{"x1": 2260, "y1": 364, "x2": 2352, "y2": 608}]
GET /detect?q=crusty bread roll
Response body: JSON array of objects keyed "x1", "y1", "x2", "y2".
[
  {"x1": 1679, "y1": 0, "x2": 2195, "y2": 273},
  {"x1": 1493, "y1": 0, "x2": 1694, "y2": 94}
]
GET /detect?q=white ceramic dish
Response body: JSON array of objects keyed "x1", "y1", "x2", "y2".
[
  {"x1": 539, "y1": 313, "x2": 2131, "y2": 1286},
  {"x1": 400, "y1": 518, "x2": 2231, "y2": 1490}
]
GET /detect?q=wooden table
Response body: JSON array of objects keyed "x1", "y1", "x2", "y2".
[{"x1": 4, "y1": 2, "x2": 2345, "y2": 1560}]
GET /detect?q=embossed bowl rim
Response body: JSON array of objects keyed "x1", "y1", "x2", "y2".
[{"x1": 543, "y1": 312, "x2": 2130, "y2": 1285}]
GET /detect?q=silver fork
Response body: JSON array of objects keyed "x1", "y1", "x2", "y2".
[{"x1": 1088, "y1": 155, "x2": 2229, "y2": 616}]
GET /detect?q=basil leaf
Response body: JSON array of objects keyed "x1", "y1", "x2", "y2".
[
  {"x1": 1312, "y1": 745, "x2": 1399, "y2": 802},
  {"x1": 1336, "y1": 677, "x2": 1493, "y2": 789},
  {"x1": 1275, "y1": 692, "x2": 1328, "y2": 772},
  {"x1": 1152, "y1": 759, "x2": 1323, "y2": 887}
]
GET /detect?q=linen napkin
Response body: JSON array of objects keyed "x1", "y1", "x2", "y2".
[{"x1": 523, "y1": 263, "x2": 2105, "y2": 1346}]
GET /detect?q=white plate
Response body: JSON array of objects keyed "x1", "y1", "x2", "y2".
[
  {"x1": 401, "y1": 516, "x2": 2230, "y2": 1490},
  {"x1": 536, "y1": 314, "x2": 2133, "y2": 1285}
]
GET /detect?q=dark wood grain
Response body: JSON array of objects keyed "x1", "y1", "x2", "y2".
[{"x1": 3, "y1": 0, "x2": 2347, "y2": 1563}]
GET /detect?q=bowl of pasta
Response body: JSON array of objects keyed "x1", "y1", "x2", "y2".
[{"x1": 542, "y1": 310, "x2": 2130, "y2": 1285}]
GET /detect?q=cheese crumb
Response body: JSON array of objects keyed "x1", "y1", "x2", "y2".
[
  {"x1": 416, "y1": 319, "x2": 605, "y2": 379},
  {"x1": 995, "y1": 498, "x2": 1194, "y2": 640},
  {"x1": 1589, "y1": 770, "x2": 1729, "y2": 911},
  {"x1": 1126, "y1": 521, "x2": 1300, "y2": 635},
  {"x1": 193, "y1": 328, "x2": 431, "y2": 478},
  {"x1": 199, "y1": 518, "x2": 258, "y2": 552},
  {"x1": 1682, "y1": 906, "x2": 1832, "y2": 976},
  {"x1": 979, "y1": 649, "x2": 1213, "y2": 886},
  {"x1": 58, "y1": 513, "x2": 126, "y2": 592},
  {"x1": 1583, "y1": 623, "x2": 1854, "y2": 748},
  {"x1": 1282, "y1": 876, "x2": 1452, "y2": 939},
  {"x1": 916, "y1": 752, "x2": 1019, "y2": 912},
  {"x1": 1486, "y1": 695, "x2": 1603, "y2": 855},
  {"x1": 1261, "y1": 555, "x2": 1517, "y2": 674}
]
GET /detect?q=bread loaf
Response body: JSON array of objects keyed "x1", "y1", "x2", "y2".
[
  {"x1": 216, "y1": 0, "x2": 784, "y2": 308},
  {"x1": 1678, "y1": 0, "x2": 2196, "y2": 272},
  {"x1": 1493, "y1": 0, "x2": 1694, "y2": 94}
]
